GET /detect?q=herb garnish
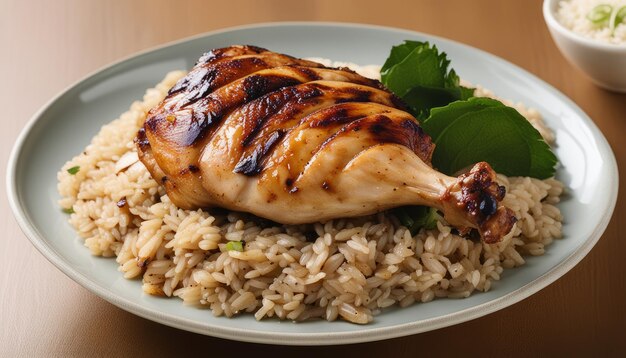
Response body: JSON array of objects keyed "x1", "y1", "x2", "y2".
[
  {"x1": 67, "y1": 166, "x2": 80, "y2": 175},
  {"x1": 381, "y1": 40, "x2": 557, "y2": 232},
  {"x1": 587, "y1": 4, "x2": 613, "y2": 24},
  {"x1": 225, "y1": 241, "x2": 244, "y2": 252},
  {"x1": 422, "y1": 98, "x2": 557, "y2": 178},
  {"x1": 381, "y1": 41, "x2": 474, "y2": 119},
  {"x1": 587, "y1": 4, "x2": 626, "y2": 35},
  {"x1": 392, "y1": 206, "x2": 440, "y2": 234}
]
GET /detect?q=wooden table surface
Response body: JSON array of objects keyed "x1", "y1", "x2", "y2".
[{"x1": 1, "y1": 0, "x2": 625, "y2": 356}]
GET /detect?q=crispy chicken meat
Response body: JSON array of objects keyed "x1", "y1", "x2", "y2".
[{"x1": 136, "y1": 45, "x2": 516, "y2": 243}]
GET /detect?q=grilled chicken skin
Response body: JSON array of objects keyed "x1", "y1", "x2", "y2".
[{"x1": 137, "y1": 45, "x2": 516, "y2": 243}]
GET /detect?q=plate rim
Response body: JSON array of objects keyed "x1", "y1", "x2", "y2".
[{"x1": 6, "y1": 21, "x2": 619, "y2": 345}]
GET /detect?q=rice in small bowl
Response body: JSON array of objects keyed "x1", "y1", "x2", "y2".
[{"x1": 544, "y1": 0, "x2": 626, "y2": 92}]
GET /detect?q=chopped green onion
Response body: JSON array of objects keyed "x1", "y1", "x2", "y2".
[
  {"x1": 62, "y1": 207, "x2": 75, "y2": 214},
  {"x1": 612, "y1": 6, "x2": 626, "y2": 30},
  {"x1": 225, "y1": 241, "x2": 243, "y2": 252},
  {"x1": 587, "y1": 4, "x2": 613, "y2": 25},
  {"x1": 586, "y1": 4, "x2": 626, "y2": 35},
  {"x1": 67, "y1": 166, "x2": 80, "y2": 175}
]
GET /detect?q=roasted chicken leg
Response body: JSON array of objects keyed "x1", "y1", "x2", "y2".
[{"x1": 137, "y1": 45, "x2": 516, "y2": 243}]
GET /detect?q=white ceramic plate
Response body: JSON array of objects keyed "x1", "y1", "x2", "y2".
[{"x1": 6, "y1": 22, "x2": 618, "y2": 345}]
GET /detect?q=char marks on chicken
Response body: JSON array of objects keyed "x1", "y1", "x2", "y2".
[{"x1": 136, "y1": 45, "x2": 516, "y2": 243}]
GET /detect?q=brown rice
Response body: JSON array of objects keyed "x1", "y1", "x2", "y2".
[{"x1": 57, "y1": 66, "x2": 563, "y2": 324}]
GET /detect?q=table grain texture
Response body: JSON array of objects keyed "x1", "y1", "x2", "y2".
[{"x1": 1, "y1": 0, "x2": 625, "y2": 356}]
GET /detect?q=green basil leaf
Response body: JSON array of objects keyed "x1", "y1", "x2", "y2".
[
  {"x1": 381, "y1": 42, "x2": 445, "y2": 96},
  {"x1": 415, "y1": 207, "x2": 439, "y2": 231},
  {"x1": 394, "y1": 207, "x2": 416, "y2": 228},
  {"x1": 458, "y1": 86, "x2": 476, "y2": 100},
  {"x1": 393, "y1": 206, "x2": 439, "y2": 234},
  {"x1": 381, "y1": 40, "x2": 424, "y2": 75},
  {"x1": 422, "y1": 97, "x2": 557, "y2": 179},
  {"x1": 381, "y1": 41, "x2": 474, "y2": 118},
  {"x1": 402, "y1": 85, "x2": 474, "y2": 119}
]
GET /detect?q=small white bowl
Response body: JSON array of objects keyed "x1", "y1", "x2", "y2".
[{"x1": 543, "y1": 0, "x2": 626, "y2": 92}]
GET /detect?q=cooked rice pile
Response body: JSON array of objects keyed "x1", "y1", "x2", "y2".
[
  {"x1": 556, "y1": 0, "x2": 626, "y2": 45},
  {"x1": 58, "y1": 67, "x2": 563, "y2": 324}
]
